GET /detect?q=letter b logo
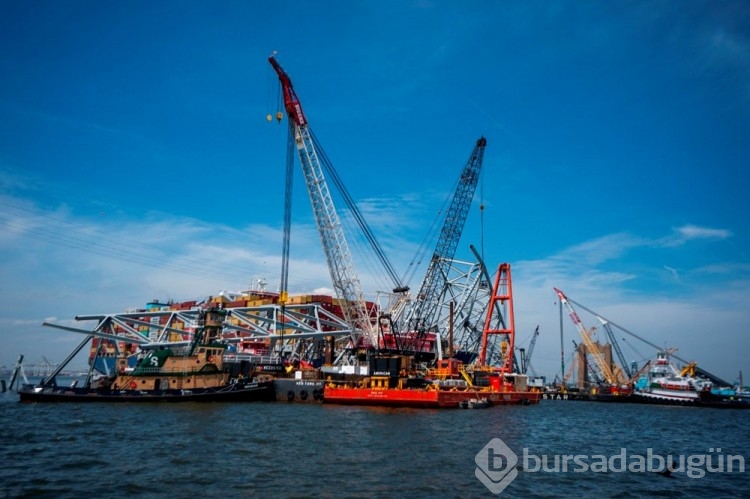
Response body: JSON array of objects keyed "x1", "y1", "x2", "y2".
[{"x1": 475, "y1": 438, "x2": 518, "y2": 494}]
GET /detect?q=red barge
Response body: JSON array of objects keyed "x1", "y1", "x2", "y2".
[
  {"x1": 323, "y1": 357, "x2": 541, "y2": 408},
  {"x1": 324, "y1": 263, "x2": 541, "y2": 408}
]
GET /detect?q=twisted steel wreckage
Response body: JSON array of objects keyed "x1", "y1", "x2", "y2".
[{"x1": 18, "y1": 55, "x2": 540, "y2": 406}]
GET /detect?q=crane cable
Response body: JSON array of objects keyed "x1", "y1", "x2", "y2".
[
  {"x1": 266, "y1": 54, "x2": 284, "y2": 123},
  {"x1": 266, "y1": 62, "x2": 273, "y2": 123},
  {"x1": 276, "y1": 76, "x2": 283, "y2": 123},
  {"x1": 279, "y1": 120, "x2": 295, "y2": 303},
  {"x1": 479, "y1": 161, "x2": 485, "y2": 262},
  {"x1": 311, "y1": 130, "x2": 403, "y2": 291}
]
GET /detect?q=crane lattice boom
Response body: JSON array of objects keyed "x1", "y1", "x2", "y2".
[
  {"x1": 408, "y1": 137, "x2": 487, "y2": 333},
  {"x1": 521, "y1": 325, "x2": 540, "y2": 375}
]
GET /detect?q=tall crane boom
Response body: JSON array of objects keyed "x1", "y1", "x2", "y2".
[
  {"x1": 269, "y1": 55, "x2": 375, "y2": 342},
  {"x1": 521, "y1": 325, "x2": 540, "y2": 375},
  {"x1": 407, "y1": 137, "x2": 487, "y2": 333},
  {"x1": 554, "y1": 287, "x2": 617, "y2": 384}
]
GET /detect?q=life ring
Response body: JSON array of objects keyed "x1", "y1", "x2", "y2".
[{"x1": 129, "y1": 381, "x2": 137, "y2": 390}]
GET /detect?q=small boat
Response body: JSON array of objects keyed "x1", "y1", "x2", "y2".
[
  {"x1": 460, "y1": 397, "x2": 492, "y2": 409},
  {"x1": 18, "y1": 308, "x2": 275, "y2": 403}
]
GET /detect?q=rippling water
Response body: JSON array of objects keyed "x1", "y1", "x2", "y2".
[{"x1": 1, "y1": 385, "x2": 748, "y2": 498}]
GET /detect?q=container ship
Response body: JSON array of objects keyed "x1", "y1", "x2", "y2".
[
  {"x1": 85, "y1": 289, "x2": 353, "y2": 375},
  {"x1": 85, "y1": 290, "x2": 413, "y2": 360},
  {"x1": 33, "y1": 288, "x2": 411, "y2": 404},
  {"x1": 79, "y1": 289, "x2": 442, "y2": 404}
]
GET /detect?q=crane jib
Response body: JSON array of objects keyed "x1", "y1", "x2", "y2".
[{"x1": 270, "y1": 56, "x2": 308, "y2": 127}]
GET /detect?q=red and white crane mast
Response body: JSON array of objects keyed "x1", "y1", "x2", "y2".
[{"x1": 269, "y1": 56, "x2": 375, "y2": 343}]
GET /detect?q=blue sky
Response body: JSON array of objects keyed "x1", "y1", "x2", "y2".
[{"x1": 1, "y1": 1, "x2": 748, "y2": 383}]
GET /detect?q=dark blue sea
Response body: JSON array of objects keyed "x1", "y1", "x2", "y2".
[{"x1": 1, "y1": 382, "x2": 748, "y2": 498}]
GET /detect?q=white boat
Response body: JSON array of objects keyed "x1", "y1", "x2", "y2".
[{"x1": 631, "y1": 351, "x2": 712, "y2": 405}]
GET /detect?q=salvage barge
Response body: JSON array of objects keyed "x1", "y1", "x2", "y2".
[{"x1": 323, "y1": 357, "x2": 540, "y2": 408}]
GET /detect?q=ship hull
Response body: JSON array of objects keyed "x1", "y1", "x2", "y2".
[
  {"x1": 629, "y1": 389, "x2": 700, "y2": 406},
  {"x1": 18, "y1": 380, "x2": 275, "y2": 403},
  {"x1": 274, "y1": 378, "x2": 325, "y2": 403},
  {"x1": 630, "y1": 390, "x2": 750, "y2": 409},
  {"x1": 542, "y1": 391, "x2": 631, "y2": 402},
  {"x1": 323, "y1": 386, "x2": 540, "y2": 408}
]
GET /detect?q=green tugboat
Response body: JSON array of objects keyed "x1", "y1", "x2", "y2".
[{"x1": 18, "y1": 308, "x2": 275, "y2": 403}]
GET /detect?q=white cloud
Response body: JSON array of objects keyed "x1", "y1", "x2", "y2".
[
  {"x1": 694, "y1": 262, "x2": 750, "y2": 275},
  {"x1": 657, "y1": 224, "x2": 732, "y2": 247},
  {"x1": 555, "y1": 232, "x2": 647, "y2": 266},
  {"x1": 676, "y1": 224, "x2": 732, "y2": 240},
  {"x1": 663, "y1": 265, "x2": 680, "y2": 281}
]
